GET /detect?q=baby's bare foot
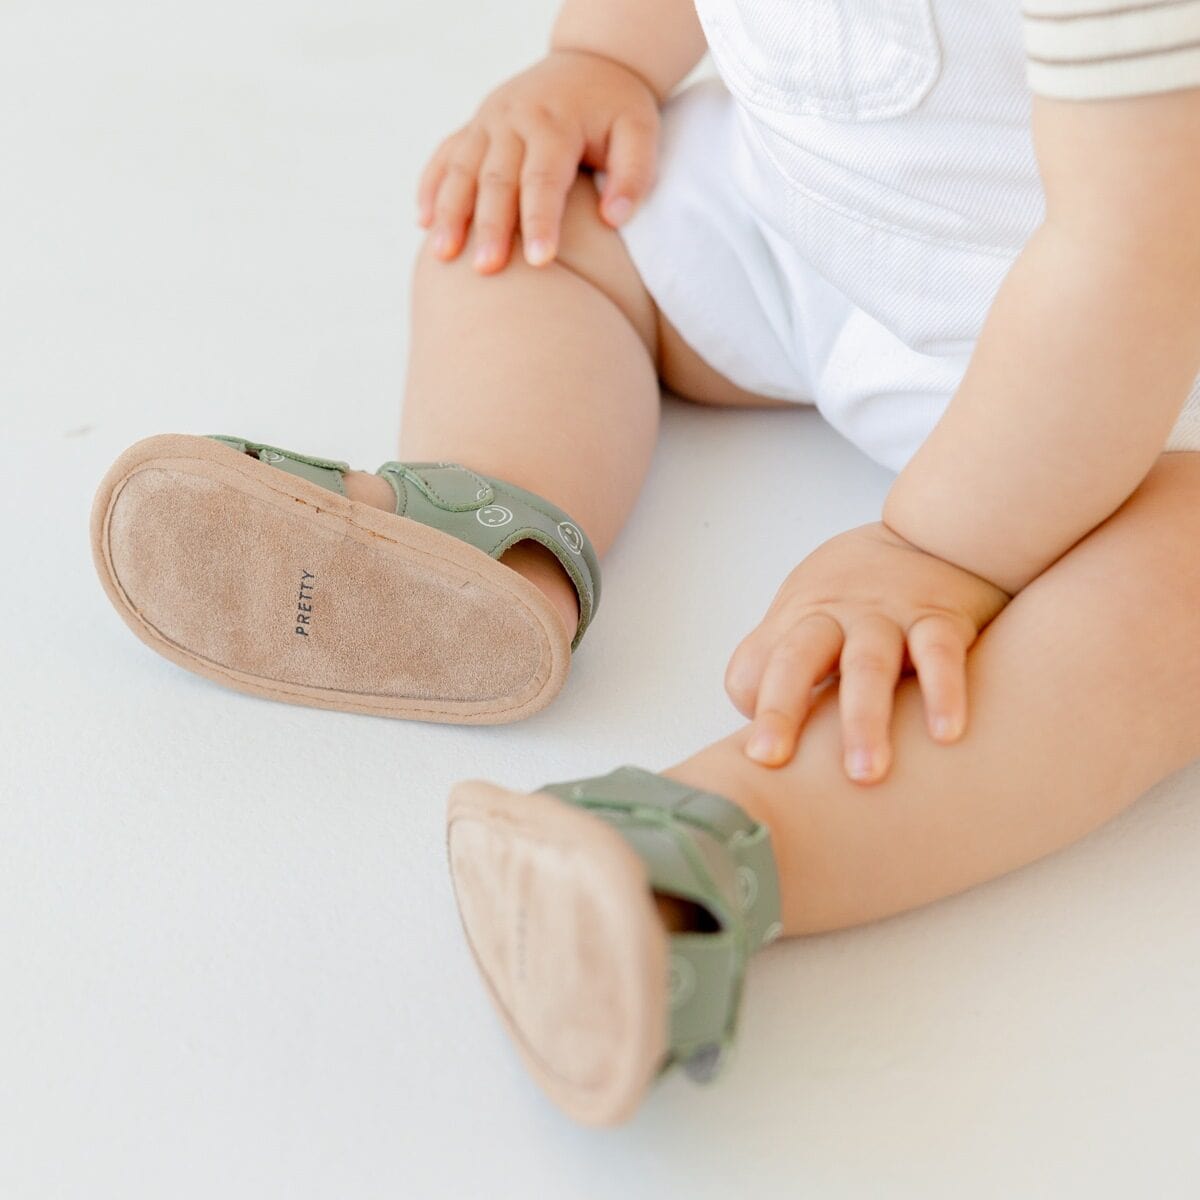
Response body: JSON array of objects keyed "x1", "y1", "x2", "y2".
[
  {"x1": 342, "y1": 470, "x2": 580, "y2": 643},
  {"x1": 341, "y1": 470, "x2": 396, "y2": 512},
  {"x1": 654, "y1": 893, "x2": 718, "y2": 933}
]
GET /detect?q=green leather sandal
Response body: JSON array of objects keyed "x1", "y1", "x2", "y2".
[
  {"x1": 91, "y1": 434, "x2": 599, "y2": 723},
  {"x1": 447, "y1": 766, "x2": 782, "y2": 1125}
]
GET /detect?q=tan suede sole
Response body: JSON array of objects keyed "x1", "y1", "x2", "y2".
[
  {"x1": 447, "y1": 781, "x2": 668, "y2": 1125},
  {"x1": 91, "y1": 434, "x2": 571, "y2": 724}
]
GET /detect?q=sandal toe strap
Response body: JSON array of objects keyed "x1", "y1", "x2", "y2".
[{"x1": 210, "y1": 435, "x2": 349, "y2": 496}]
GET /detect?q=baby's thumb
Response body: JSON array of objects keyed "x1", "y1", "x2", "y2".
[{"x1": 600, "y1": 111, "x2": 657, "y2": 226}]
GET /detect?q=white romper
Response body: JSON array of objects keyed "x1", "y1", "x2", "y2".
[{"x1": 596, "y1": 0, "x2": 1200, "y2": 470}]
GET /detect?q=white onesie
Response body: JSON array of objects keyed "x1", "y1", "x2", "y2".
[{"x1": 596, "y1": 0, "x2": 1200, "y2": 470}]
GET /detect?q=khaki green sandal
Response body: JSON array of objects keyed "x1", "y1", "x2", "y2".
[
  {"x1": 447, "y1": 765, "x2": 782, "y2": 1125},
  {"x1": 91, "y1": 434, "x2": 599, "y2": 723}
]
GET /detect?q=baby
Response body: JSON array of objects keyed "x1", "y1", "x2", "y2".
[{"x1": 91, "y1": 0, "x2": 1200, "y2": 1124}]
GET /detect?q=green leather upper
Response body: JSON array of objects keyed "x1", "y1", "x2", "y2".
[
  {"x1": 210, "y1": 436, "x2": 600, "y2": 649},
  {"x1": 539, "y1": 766, "x2": 782, "y2": 1084}
]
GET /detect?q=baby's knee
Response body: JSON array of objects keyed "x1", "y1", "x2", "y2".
[
  {"x1": 412, "y1": 173, "x2": 656, "y2": 356},
  {"x1": 539, "y1": 174, "x2": 656, "y2": 349}
]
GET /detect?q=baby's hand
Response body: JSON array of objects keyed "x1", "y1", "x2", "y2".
[
  {"x1": 725, "y1": 523, "x2": 1010, "y2": 782},
  {"x1": 417, "y1": 49, "x2": 660, "y2": 273}
]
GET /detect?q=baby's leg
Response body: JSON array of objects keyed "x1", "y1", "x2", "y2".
[
  {"x1": 368, "y1": 174, "x2": 660, "y2": 637},
  {"x1": 666, "y1": 451, "x2": 1200, "y2": 934}
]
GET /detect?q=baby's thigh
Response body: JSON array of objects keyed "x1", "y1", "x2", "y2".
[
  {"x1": 539, "y1": 173, "x2": 659, "y2": 360},
  {"x1": 554, "y1": 174, "x2": 784, "y2": 409},
  {"x1": 1035, "y1": 450, "x2": 1200, "y2": 759},
  {"x1": 656, "y1": 316, "x2": 795, "y2": 409}
]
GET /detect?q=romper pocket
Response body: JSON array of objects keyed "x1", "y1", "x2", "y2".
[{"x1": 693, "y1": 0, "x2": 942, "y2": 122}]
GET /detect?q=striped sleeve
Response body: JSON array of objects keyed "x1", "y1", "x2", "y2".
[{"x1": 1023, "y1": 0, "x2": 1200, "y2": 99}]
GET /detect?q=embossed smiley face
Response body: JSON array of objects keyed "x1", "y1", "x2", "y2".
[
  {"x1": 557, "y1": 521, "x2": 584, "y2": 555},
  {"x1": 668, "y1": 954, "x2": 696, "y2": 1010},
  {"x1": 476, "y1": 505, "x2": 514, "y2": 528}
]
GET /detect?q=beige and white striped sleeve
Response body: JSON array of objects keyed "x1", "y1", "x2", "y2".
[{"x1": 1023, "y1": 0, "x2": 1200, "y2": 99}]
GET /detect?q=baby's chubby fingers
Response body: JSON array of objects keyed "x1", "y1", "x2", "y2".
[
  {"x1": 837, "y1": 615, "x2": 905, "y2": 783},
  {"x1": 907, "y1": 612, "x2": 971, "y2": 743},
  {"x1": 741, "y1": 613, "x2": 843, "y2": 768},
  {"x1": 425, "y1": 128, "x2": 487, "y2": 261},
  {"x1": 519, "y1": 128, "x2": 583, "y2": 267},
  {"x1": 470, "y1": 130, "x2": 524, "y2": 273},
  {"x1": 724, "y1": 630, "x2": 770, "y2": 720},
  {"x1": 598, "y1": 111, "x2": 659, "y2": 227}
]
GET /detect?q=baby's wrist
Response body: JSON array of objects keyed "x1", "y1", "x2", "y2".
[
  {"x1": 881, "y1": 497, "x2": 1023, "y2": 597},
  {"x1": 549, "y1": 0, "x2": 707, "y2": 105},
  {"x1": 545, "y1": 45, "x2": 666, "y2": 104}
]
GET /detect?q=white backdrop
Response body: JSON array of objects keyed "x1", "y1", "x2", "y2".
[{"x1": 3, "y1": 2, "x2": 1199, "y2": 1196}]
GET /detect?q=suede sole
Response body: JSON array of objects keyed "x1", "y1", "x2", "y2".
[
  {"x1": 91, "y1": 434, "x2": 571, "y2": 724},
  {"x1": 447, "y1": 781, "x2": 668, "y2": 1125}
]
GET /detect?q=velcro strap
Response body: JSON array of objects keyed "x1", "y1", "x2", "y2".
[
  {"x1": 395, "y1": 463, "x2": 495, "y2": 511},
  {"x1": 210, "y1": 436, "x2": 348, "y2": 496}
]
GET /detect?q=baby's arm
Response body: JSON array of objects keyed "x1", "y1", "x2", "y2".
[
  {"x1": 552, "y1": 0, "x2": 708, "y2": 104},
  {"x1": 885, "y1": 88, "x2": 1200, "y2": 595},
  {"x1": 732, "y1": 81, "x2": 1200, "y2": 782}
]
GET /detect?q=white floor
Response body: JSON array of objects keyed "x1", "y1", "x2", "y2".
[{"x1": 4, "y1": 2, "x2": 1200, "y2": 1196}]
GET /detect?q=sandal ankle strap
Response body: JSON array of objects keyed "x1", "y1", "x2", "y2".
[{"x1": 376, "y1": 461, "x2": 600, "y2": 649}]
